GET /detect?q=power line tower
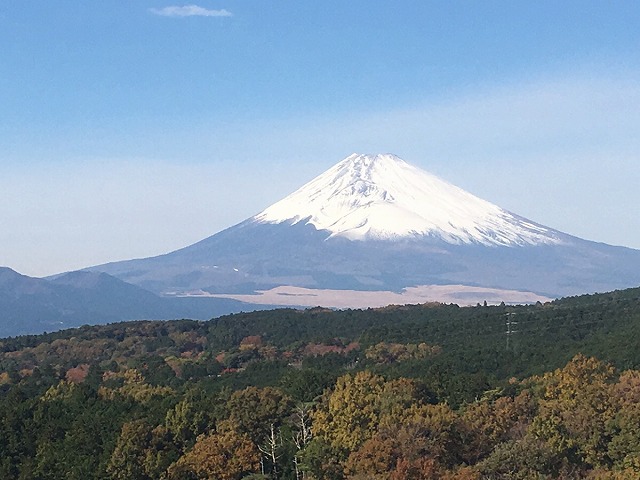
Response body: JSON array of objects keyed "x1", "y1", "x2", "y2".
[{"x1": 505, "y1": 312, "x2": 518, "y2": 351}]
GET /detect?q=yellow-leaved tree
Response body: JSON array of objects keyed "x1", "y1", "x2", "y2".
[{"x1": 531, "y1": 354, "x2": 617, "y2": 468}]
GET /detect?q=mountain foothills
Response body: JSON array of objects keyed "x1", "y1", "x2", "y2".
[
  {"x1": 89, "y1": 153, "x2": 640, "y2": 307},
  {"x1": 1, "y1": 287, "x2": 640, "y2": 478},
  {"x1": 0, "y1": 267, "x2": 273, "y2": 337}
]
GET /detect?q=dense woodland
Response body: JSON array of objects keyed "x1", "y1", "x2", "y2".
[{"x1": 1, "y1": 287, "x2": 640, "y2": 478}]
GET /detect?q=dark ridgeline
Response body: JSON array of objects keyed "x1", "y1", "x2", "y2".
[{"x1": 0, "y1": 267, "x2": 278, "y2": 337}]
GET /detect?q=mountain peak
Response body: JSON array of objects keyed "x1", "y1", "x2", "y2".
[
  {"x1": 254, "y1": 153, "x2": 563, "y2": 246},
  {"x1": 340, "y1": 152, "x2": 405, "y2": 169}
]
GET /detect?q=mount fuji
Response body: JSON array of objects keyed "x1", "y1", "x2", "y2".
[{"x1": 86, "y1": 153, "x2": 640, "y2": 308}]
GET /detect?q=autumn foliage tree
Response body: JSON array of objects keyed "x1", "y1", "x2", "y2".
[
  {"x1": 168, "y1": 430, "x2": 260, "y2": 480},
  {"x1": 531, "y1": 354, "x2": 618, "y2": 468},
  {"x1": 312, "y1": 371, "x2": 421, "y2": 454}
]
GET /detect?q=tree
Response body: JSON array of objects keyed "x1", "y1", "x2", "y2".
[
  {"x1": 476, "y1": 436, "x2": 565, "y2": 479},
  {"x1": 169, "y1": 430, "x2": 260, "y2": 480},
  {"x1": 107, "y1": 420, "x2": 154, "y2": 480},
  {"x1": 107, "y1": 421, "x2": 180, "y2": 480},
  {"x1": 531, "y1": 354, "x2": 617, "y2": 468},
  {"x1": 258, "y1": 423, "x2": 283, "y2": 479},
  {"x1": 225, "y1": 386, "x2": 294, "y2": 445},
  {"x1": 606, "y1": 370, "x2": 640, "y2": 471},
  {"x1": 313, "y1": 371, "x2": 420, "y2": 454},
  {"x1": 381, "y1": 403, "x2": 461, "y2": 468},
  {"x1": 291, "y1": 403, "x2": 314, "y2": 480},
  {"x1": 458, "y1": 390, "x2": 535, "y2": 464},
  {"x1": 343, "y1": 434, "x2": 395, "y2": 479},
  {"x1": 165, "y1": 392, "x2": 218, "y2": 448}
]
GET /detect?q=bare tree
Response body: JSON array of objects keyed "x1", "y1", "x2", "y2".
[
  {"x1": 292, "y1": 404, "x2": 313, "y2": 480},
  {"x1": 258, "y1": 423, "x2": 282, "y2": 479}
]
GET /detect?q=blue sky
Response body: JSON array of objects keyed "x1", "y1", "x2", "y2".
[{"x1": 1, "y1": 1, "x2": 639, "y2": 276}]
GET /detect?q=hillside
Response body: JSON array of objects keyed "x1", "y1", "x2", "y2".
[
  {"x1": 0, "y1": 267, "x2": 279, "y2": 337},
  {"x1": 1, "y1": 287, "x2": 640, "y2": 479},
  {"x1": 3, "y1": 286, "x2": 639, "y2": 383}
]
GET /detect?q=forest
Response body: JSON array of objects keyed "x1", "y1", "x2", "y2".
[{"x1": 1, "y1": 286, "x2": 640, "y2": 479}]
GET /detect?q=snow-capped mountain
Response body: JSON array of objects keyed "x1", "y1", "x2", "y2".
[
  {"x1": 256, "y1": 153, "x2": 561, "y2": 246},
  {"x1": 85, "y1": 153, "x2": 640, "y2": 308}
]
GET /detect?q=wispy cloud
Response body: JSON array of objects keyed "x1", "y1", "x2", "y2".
[{"x1": 149, "y1": 5, "x2": 232, "y2": 17}]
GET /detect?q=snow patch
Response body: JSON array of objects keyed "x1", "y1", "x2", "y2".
[{"x1": 255, "y1": 153, "x2": 563, "y2": 246}]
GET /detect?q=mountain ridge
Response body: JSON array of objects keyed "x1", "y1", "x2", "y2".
[{"x1": 0, "y1": 267, "x2": 281, "y2": 337}]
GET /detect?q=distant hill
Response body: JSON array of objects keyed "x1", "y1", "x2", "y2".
[{"x1": 0, "y1": 267, "x2": 279, "y2": 337}]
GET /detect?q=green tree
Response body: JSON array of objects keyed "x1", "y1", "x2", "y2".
[
  {"x1": 107, "y1": 420, "x2": 180, "y2": 480},
  {"x1": 225, "y1": 386, "x2": 294, "y2": 444}
]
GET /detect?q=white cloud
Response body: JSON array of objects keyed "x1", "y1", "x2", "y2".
[{"x1": 149, "y1": 5, "x2": 232, "y2": 17}]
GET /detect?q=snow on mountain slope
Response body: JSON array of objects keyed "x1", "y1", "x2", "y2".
[{"x1": 255, "y1": 153, "x2": 563, "y2": 246}]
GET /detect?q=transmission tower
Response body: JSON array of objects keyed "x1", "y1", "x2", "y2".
[{"x1": 505, "y1": 312, "x2": 518, "y2": 351}]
